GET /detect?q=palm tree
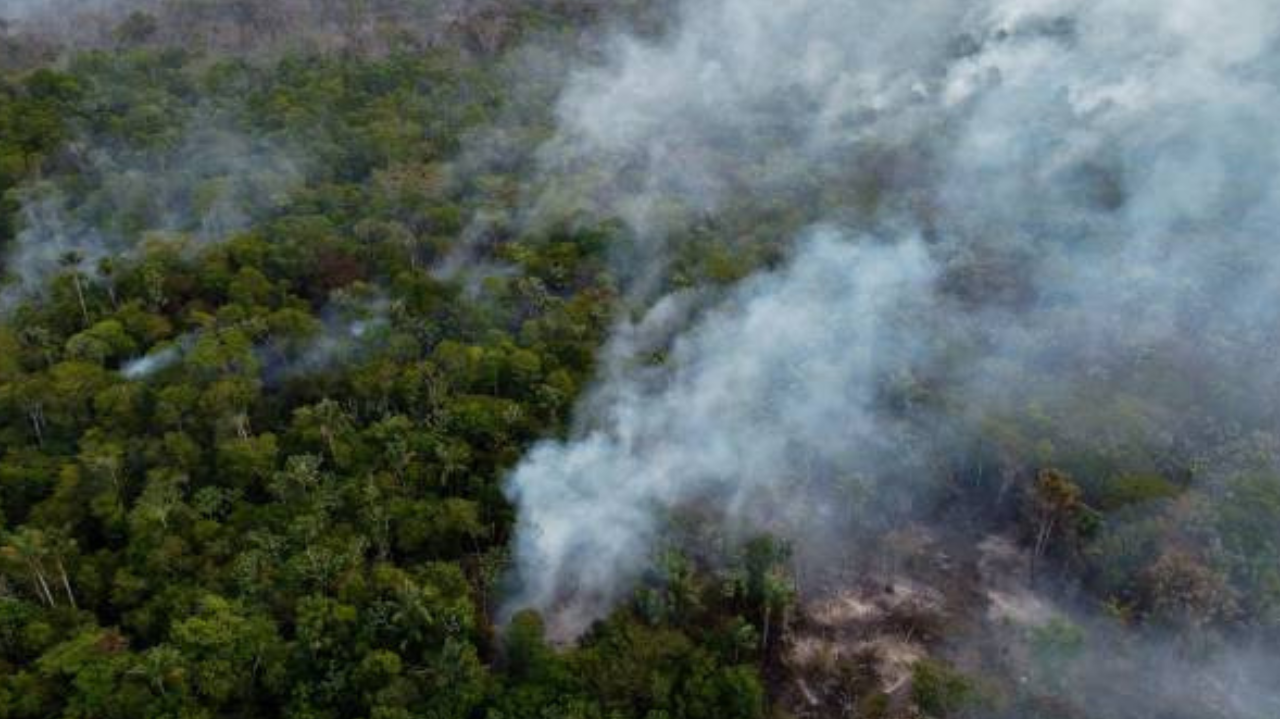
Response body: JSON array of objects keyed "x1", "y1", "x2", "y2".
[
  {"x1": 44, "y1": 528, "x2": 79, "y2": 609},
  {"x1": 1, "y1": 528, "x2": 57, "y2": 607},
  {"x1": 58, "y1": 250, "x2": 91, "y2": 326},
  {"x1": 96, "y1": 256, "x2": 119, "y2": 309}
]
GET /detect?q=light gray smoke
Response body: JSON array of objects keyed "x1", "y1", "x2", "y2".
[
  {"x1": 5, "y1": 118, "x2": 302, "y2": 303},
  {"x1": 262, "y1": 291, "x2": 393, "y2": 383},
  {"x1": 505, "y1": 0, "x2": 1280, "y2": 676},
  {"x1": 0, "y1": 0, "x2": 106, "y2": 21}
]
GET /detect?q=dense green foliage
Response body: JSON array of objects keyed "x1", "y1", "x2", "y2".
[
  {"x1": 1, "y1": 5, "x2": 1278, "y2": 719},
  {"x1": 0, "y1": 67, "x2": 79, "y2": 243},
  {"x1": 0, "y1": 27, "x2": 774, "y2": 719}
]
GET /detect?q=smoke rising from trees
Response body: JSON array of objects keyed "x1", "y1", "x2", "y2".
[
  {"x1": 5, "y1": 119, "x2": 302, "y2": 301},
  {"x1": 504, "y1": 0, "x2": 1280, "y2": 713}
]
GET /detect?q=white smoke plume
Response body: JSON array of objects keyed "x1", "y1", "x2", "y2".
[
  {"x1": 120, "y1": 343, "x2": 181, "y2": 379},
  {"x1": 120, "y1": 331, "x2": 204, "y2": 379},
  {"x1": 509, "y1": 232, "x2": 939, "y2": 634},
  {"x1": 505, "y1": 0, "x2": 1280, "y2": 686}
]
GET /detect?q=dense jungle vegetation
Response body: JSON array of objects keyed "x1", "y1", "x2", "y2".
[{"x1": 0, "y1": 3, "x2": 1276, "y2": 719}]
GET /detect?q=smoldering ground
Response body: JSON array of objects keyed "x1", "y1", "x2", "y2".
[{"x1": 502, "y1": 0, "x2": 1280, "y2": 715}]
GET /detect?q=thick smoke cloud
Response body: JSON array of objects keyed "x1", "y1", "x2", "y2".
[
  {"x1": 532, "y1": 0, "x2": 965, "y2": 240},
  {"x1": 509, "y1": 233, "x2": 939, "y2": 634},
  {"x1": 506, "y1": 0, "x2": 1280, "y2": 693}
]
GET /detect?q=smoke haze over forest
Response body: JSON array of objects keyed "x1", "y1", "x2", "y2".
[
  {"x1": 0, "y1": 1, "x2": 1277, "y2": 718},
  {"x1": 503, "y1": 0, "x2": 1280, "y2": 715}
]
